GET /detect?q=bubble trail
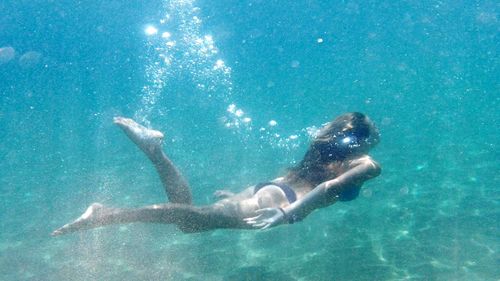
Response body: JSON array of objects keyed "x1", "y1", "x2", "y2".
[
  {"x1": 135, "y1": 0, "x2": 233, "y2": 126},
  {"x1": 135, "y1": 0, "x2": 312, "y2": 153}
]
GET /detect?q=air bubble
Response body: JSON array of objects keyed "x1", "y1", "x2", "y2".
[
  {"x1": 145, "y1": 25, "x2": 158, "y2": 36},
  {"x1": 19, "y1": 51, "x2": 41, "y2": 68},
  {"x1": 0, "y1": 46, "x2": 15, "y2": 64}
]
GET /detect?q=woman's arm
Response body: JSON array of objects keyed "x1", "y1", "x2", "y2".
[
  {"x1": 283, "y1": 156, "x2": 381, "y2": 222},
  {"x1": 245, "y1": 156, "x2": 380, "y2": 228}
]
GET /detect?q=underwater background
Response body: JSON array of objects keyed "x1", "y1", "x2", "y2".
[{"x1": 0, "y1": 0, "x2": 498, "y2": 280}]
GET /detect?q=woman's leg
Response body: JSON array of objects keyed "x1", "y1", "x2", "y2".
[
  {"x1": 51, "y1": 185, "x2": 291, "y2": 236},
  {"x1": 113, "y1": 117, "x2": 192, "y2": 204},
  {"x1": 51, "y1": 202, "x2": 251, "y2": 236}
]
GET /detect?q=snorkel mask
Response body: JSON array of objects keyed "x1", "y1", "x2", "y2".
[
  {"x1": 316, "y1": 130, "x2": 369, "y2": 160},
  {"x1": 336, "y1": 132, "x2": 361, "y2": 150}
]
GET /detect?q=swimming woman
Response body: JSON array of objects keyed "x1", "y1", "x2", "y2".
[{"x1": 52, "y1": 112, "x2": 381, "y2": 235}]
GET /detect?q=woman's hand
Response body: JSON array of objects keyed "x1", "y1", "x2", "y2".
[
  {"x1": 244, "y1": 208, "x2": 286, "y2": 229},
  {"x1": 213, "y1": 190, "x2": 235, "y2": 199}
]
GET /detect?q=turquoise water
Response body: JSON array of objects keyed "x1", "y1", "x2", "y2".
[{"x1": 1, "y1": 0, "x2": 498, "y2": 280}]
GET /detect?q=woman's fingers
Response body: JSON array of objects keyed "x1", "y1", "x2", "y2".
[
  {"x1": 249, "y1": 221, "x2": 270, "y2": 229},
  {"x1": 243, "y1": 214, "x2": 263, "y2": 223},
  {"x1": 252, "y1": 222, "x2": 268, "y2": 228},
  {"x1": 261, "y1": 223, "x2": 272, "y2": 230},
  {"x1": 245, "y1": 221, "x2": 265, "y2": 228},
  {"x1": 243, "y1": 208, "x2": 279, "y2": 229},
  {"x1": 243, "y1": 208, "x2": 272, "y2": 222},
  {"x1": 244, "y1": 217, "x2": 267, "y2": 225},
  {"x1": 244, "y1": 217, "x2": 270, "y2": 228}
]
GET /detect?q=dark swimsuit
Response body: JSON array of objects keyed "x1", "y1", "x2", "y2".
[
  {"x1": 338, "y1": 186, "x2": 361, "y2": 201},
  {"x1": 254, "y1": 182, "x2": 297, "y2": 203}
]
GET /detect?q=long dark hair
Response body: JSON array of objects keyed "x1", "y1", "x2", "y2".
[{"x1": 287, "y1": 112, "x2": 379, "y2": 186}]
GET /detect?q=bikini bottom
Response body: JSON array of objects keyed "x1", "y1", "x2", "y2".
[{"x1": 253, "y1": 182, "x2": 297, "y2": 203}]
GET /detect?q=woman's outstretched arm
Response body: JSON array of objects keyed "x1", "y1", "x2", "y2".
[
  {"x1": 245, "y1": 156, "x2": 381, "y2": 229},
  {"x1": 286, "y1": 156, "x2": 380, "y2": 218}
]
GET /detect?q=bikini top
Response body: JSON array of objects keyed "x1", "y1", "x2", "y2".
[{"x1": 337, "y1": 186, "x2": 361, "y2": 201}]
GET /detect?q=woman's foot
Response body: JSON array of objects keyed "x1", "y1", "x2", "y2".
[
  {"x1": 113, "y1": 117, "x2": 164, "y2": 153},
  {"x1": 51, "y1": 203, "x2": 110, "y2": 236}
]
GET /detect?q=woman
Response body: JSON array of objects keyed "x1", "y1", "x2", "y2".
[{"x1": 52, "y1": 112, "x2": 381, "y2": 235}]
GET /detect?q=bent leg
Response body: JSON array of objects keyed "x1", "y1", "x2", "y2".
[
  {"x1": 51, "y1": 202, "x2": 250, "y2": 236},
  {"x1": 114, "y1": 117, "x2": 192, "y2": 204}
]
